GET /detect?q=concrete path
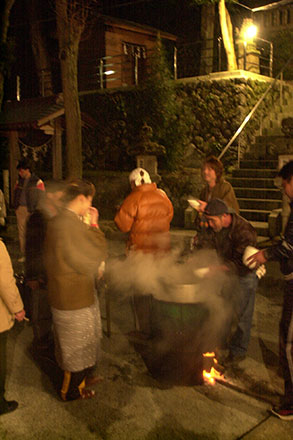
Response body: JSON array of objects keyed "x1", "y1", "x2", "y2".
[{"x1": 0, "y1": 224, "x2": 293, "y2": 439}]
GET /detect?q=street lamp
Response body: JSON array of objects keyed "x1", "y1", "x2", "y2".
[
  {"x1": 240, "y1": 20, "x2": 257, "y2": 71},
  {"x1": 243, "y1": 24, "x2": 257, "y2": 41},
  {"x1": 244, "y1": 24, "x2": 257, "y2": 71}
]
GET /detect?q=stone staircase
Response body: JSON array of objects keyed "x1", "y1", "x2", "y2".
[
  {"x1": 250, "y1": 83, "x2": 293, "y2": 158},
  {"x1": 228, "y1": 158, "x2": 282, "y2": 240},
  {"x1": 260, "y1": 83, "x2": 293, "y2": 137},
  {"x1": 227, "y1": 82, "x2": 293, "y2": 240}
]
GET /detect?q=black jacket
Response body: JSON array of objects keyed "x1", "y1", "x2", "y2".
[
  {"x1": 197, "y1": 213, "x2": 257, "y2": 277},
  {"x1": 265, "y1": 201, "x2": 293, "y2": 275},
  {"x1": 14, "y1": 174, "x2": 45, "y2": 213},
  {"x1": 25, "y1": 209, "x2": 48, "y2": 282}
]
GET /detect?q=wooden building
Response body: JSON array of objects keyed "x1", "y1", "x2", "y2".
[
  {"x1": 252, "y1": 0, "x2": 293, "y2": 38},
  {"x1": 0, "y1": 95, "x2": 96, "y2": 201},
  {"x1": 78, "y1": 15, "x2": 177, "y2": 91}
]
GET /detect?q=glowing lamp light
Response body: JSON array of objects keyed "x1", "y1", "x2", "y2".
[
  {"x1": 104, "y1": 70, "x2": 115, "y2": 76},
  {"x1": 244, "y1": 24, "x2": 257, "y2": 41}
]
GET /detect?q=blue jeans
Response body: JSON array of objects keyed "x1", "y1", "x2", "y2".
[{"x1": 229, "y1": 272, "x2": 258, "y2": 357}]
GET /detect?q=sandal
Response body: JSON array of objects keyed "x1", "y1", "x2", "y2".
[{"x1": 79, "y1": 389, "x2": 95, "y2": 399}]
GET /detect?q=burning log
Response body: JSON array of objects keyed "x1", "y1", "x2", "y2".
[{"x1": 202, "y1": 352, "x2": 225, "y2": 385}]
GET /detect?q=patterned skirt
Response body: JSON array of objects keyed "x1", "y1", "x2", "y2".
[{"x1": 51, "y1": 297, "x2": 102, "y2": 372}]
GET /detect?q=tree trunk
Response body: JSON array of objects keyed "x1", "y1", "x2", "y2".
[
  {"x1": 0, "y1": 0, "x2": 15, "y2": 109},
  {"x1": 200, "y1": 4, "x2": 215, "y2": 75},
  {"x1": 26, "y1": 0, "x2": 53, "y2": 97},
  {"x1": 56, "y1": 0, "x2": 83, "y2": 179},
  {"x1": 218, "y1": 0, "x2": 237, "y2": 71}
]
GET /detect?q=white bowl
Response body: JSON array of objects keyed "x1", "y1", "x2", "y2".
[
  {"x1": 188, "y1": 199, "x2": 201, "y2": 210},
  {"x1": 243, "y1": 246, "x2": 259, "y2": 269},
  {"x1": 193, "y1": 267, "x2": 210, "y2": 278}
]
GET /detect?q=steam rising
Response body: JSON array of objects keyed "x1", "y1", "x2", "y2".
[{"x1": 107, "y1": 248, "x2": 238, "y2": 354}]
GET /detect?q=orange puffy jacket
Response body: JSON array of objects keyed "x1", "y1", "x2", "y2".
[{"x1": 115, "y1": 183, "x2": 174, "y2": 253}]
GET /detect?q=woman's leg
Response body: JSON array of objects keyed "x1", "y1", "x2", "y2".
[
  {"x1": 0, "y1": 331, "x2": 8, "y2": 404},
  {"x1": 60, "y1": 369, "x2": 95, "y2": 401}
]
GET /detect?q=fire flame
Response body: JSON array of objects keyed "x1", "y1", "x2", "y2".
[
  {"x1": 203, "y1": 352, "x2": 215, "y2": 358},
  {"x1": 202, "y1": 352, "x2": 224, "y2": 385}
]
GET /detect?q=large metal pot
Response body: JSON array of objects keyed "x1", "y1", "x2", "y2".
[
  {"x1": 160, "y1": 283, "x2": 202, "y2": 303},
  {"x1": 133, "y1": 290, "x2": 210, "y2": 386}
]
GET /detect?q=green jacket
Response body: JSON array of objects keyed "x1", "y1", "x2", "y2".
[
  {"x1": 45, "y1": 209, "x2": 107, "y2": 311},
  {"x1": 199, "y1": 178, "x2": 239, "y2": 214}
]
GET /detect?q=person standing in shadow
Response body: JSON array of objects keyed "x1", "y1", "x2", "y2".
[{"x1": 25, "y1": 179, "x2": 66, "y2": 356}]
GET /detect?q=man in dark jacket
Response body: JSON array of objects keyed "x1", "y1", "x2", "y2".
[
  {"x1": 200, "y1": 198, "x2": 258, "y2": 365},
  {"x1": 14, "y1": 159, "x2": 45, "y2": 261},
  {"x1": 248, "y1": 160, "x2": 293, "y2": 420}
]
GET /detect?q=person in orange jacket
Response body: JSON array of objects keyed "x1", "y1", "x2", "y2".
[
  {"x1": 115, "y1": 168, "x2": 174, "y2": 254},
  {"x1": 115, "y1": 168, "x2": 174, "y2": 338}
]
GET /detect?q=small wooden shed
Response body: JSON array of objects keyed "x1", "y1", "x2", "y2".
[{"x1": 78, "y1": 15, "x2": 177, "y2": 91}]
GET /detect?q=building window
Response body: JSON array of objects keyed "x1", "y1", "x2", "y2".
[
  {"x1": 287, "y1": 9, "x2": 291, "y2": 24},
  {"x1": 122, "y1": 42, "x2": 147, "y2": 86},
  {"x1": 279, "y1": 10, "x2": 283, "y2": 26},
  {"x1": 122, "y1": 43, "x2": 146, "y2": 59}
]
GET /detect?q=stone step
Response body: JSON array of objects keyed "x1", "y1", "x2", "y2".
[
  {"x1": 253, "y1": 135, "x2": 293, "y2": 158},
  {"x1": 250, "y1": 220, "x2": 269, "y2": 237},
  {"x1": 262, "y1": 127, "x2": 283, "y2": 136},
  {"x1": 255, "y1": 135, "x2": 288, "y2": 144},
  {"x1": 240, "y1": 208, "x2": 270, "y2": 222},
  {"x1": 235, "y1": 187, "x2": 282, "y2": 200},
  {"x1": 238, "y1": 198, "x2": 282, "y2": 211},
  {"x1": 228, "y1": 177, "x2": 276, "y2": 188},
  {"x1": 232, "y1": 168, "x2": 278, "y2": 178},
  {"x1": 239, "y1": 159, "x2": 278, "y2": 169},
  {"x1": 263, "y1": 103, "x2": 293, "y2": 118},
  {"x1": 271, "y1": 104, "x2": 293, "y2": 114}
]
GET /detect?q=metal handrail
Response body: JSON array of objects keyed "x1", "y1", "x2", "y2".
[{"x1": 218, "y1": 54, "x2": 293, "y2": 161}]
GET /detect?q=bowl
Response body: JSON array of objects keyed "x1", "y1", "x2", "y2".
[
  {"x1": 188, "y1": 199, "x2": 201, "y2": 210},
  {"x1": 242, "y1": 246, "x2": 259, "y2": 269}
]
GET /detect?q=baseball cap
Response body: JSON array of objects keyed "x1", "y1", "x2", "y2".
[{"x1": 204, "y1": 198, "x2": 234, "y2": 216}]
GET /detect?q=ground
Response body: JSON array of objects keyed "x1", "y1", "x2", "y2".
[{"x1": 0, "y1": 222, "x2": 292, "y2": 439}]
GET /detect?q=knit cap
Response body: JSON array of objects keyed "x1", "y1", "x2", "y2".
[{"x1": 129, "y1": 168, "x2": 151, "y2": 186}]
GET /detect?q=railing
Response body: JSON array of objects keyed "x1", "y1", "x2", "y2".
[
  {"x1": 218, "y1": 54, "x2": 293, "y2": 162},
  {"x1": 78, "y1": 37, "x2": 274, "y2": 91},
  {"x1": 81, "y1": 47, "x2": 176, "y2": 91}
]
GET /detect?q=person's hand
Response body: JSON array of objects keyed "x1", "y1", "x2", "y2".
[
  {"x1": 97, "y1": 261, "x2": 105, "y2": 280},
  {"x1": 88, "y1": 206, "x2": 99, "y2": 226},
  {"x1": 15, "y1": 309, "x2": 26, "y2": 321},
  {"x1": 247, "y1": 250, "x2": 267, "y2": 266},
  {"x1": 26, "y1": 280, "x2": 40, "y2": 290},
  {"x1": 197, "y1": 200, "x2": 207, "y2": 212}
]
